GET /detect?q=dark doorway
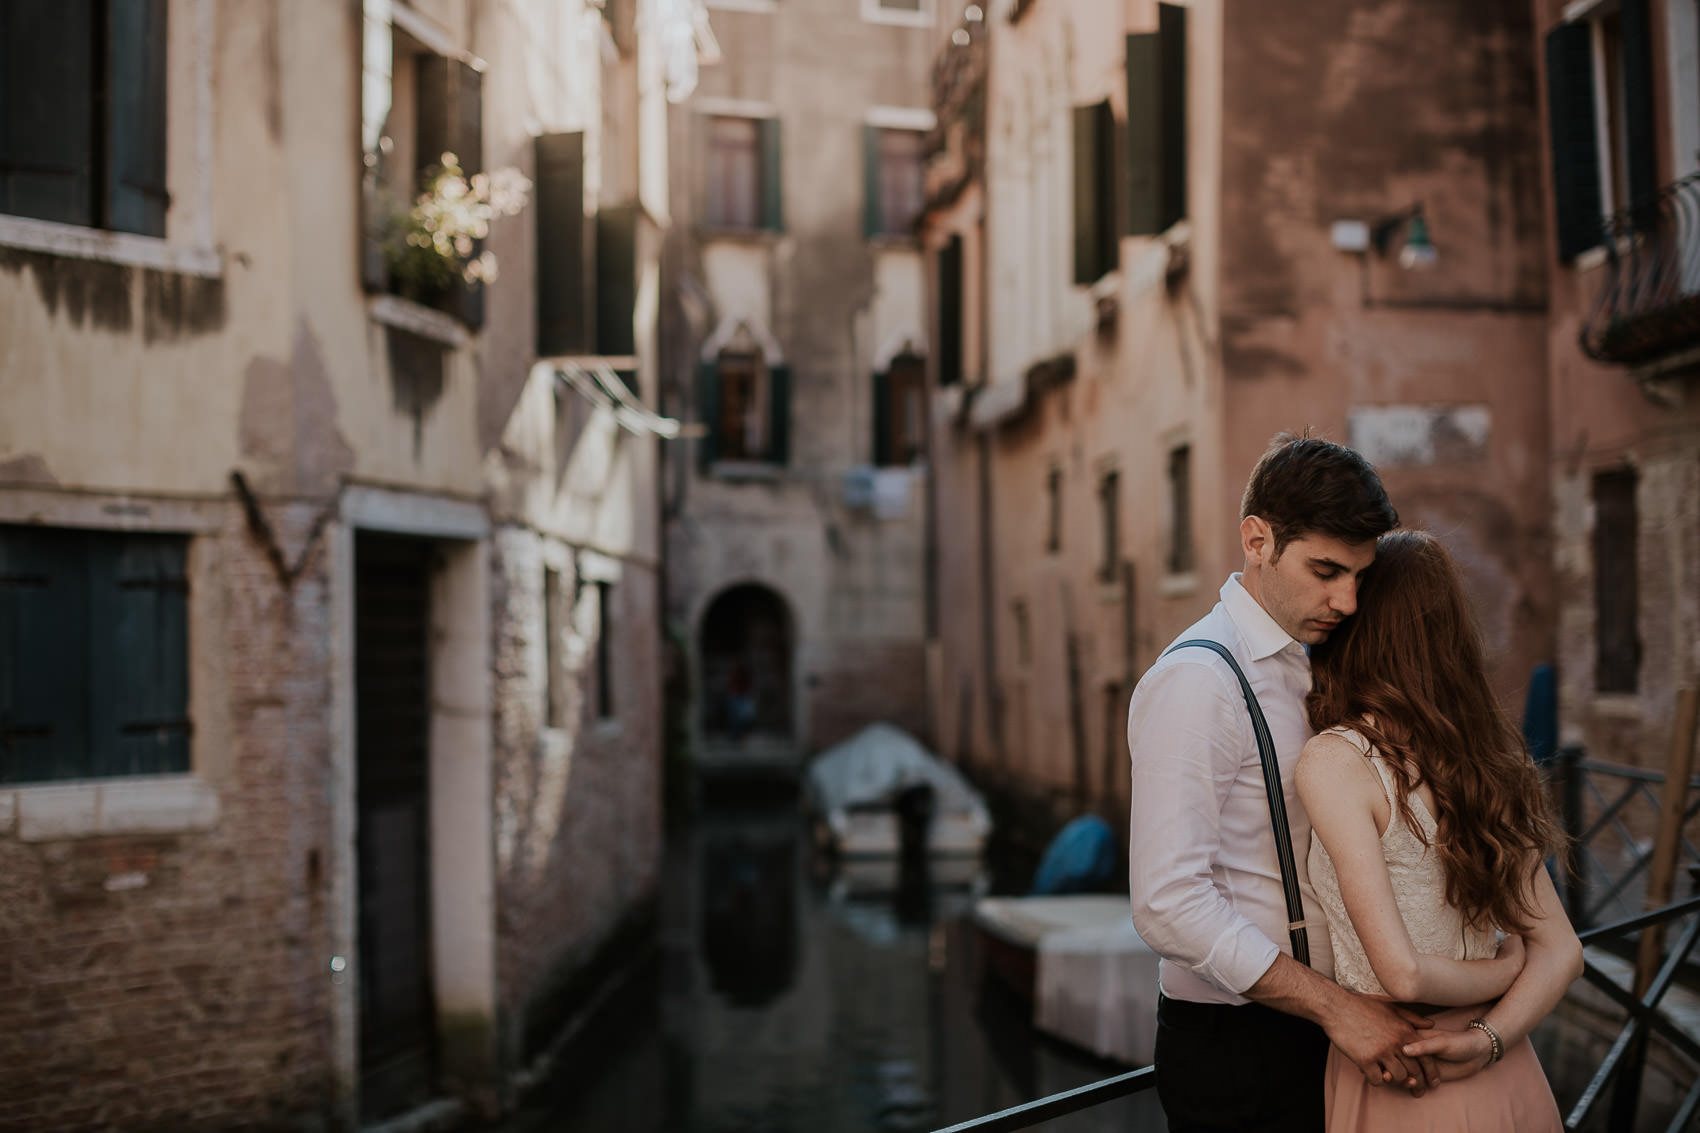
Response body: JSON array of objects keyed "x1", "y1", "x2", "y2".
[
  {"x1": 699, "y1": 584, "x2": 792, "y2": 740},
  {"x1": 354, "y1": 533, "x2": 438, "y2": 1121}
]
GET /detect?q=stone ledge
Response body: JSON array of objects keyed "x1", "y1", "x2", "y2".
[{"x1": 6, "y1": 776, "x2": 220, "y2": 841}]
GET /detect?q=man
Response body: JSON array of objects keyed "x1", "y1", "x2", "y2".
[{"x1": 1128, "y1": 434, "x2": 1431, "y2": 1133}]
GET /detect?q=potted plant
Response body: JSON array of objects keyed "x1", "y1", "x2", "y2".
[{"x1": 383, "y1": 152, "x2": 531, "y2": 306}]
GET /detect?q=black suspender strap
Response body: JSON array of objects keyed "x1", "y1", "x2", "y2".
[{"x1": 1164, "y1": 638, "x2": 1311, "y2": 967}]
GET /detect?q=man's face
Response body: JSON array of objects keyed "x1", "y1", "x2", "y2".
[{"x1": 1242, "y1": 521, "x2": 1377, "y2": 645}]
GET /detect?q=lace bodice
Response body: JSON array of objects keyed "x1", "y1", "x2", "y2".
[{"x1": 1307, "y1": 727, "x2": 1498, "y2": 997}]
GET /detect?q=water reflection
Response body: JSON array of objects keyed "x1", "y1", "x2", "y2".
[{"x1": 487, "y1": 800, "x2": 1165, "y2": 1133}]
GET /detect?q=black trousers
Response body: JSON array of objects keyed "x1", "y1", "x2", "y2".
[{"x1": 1154, "y1": 993, "x2": 1330, "y2": 1133}]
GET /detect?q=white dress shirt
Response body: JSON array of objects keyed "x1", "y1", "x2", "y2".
[{"x1": 1126, "y1": 574, "x2": 1334, "y2": 1004}]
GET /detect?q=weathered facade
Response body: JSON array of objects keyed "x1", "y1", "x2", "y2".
[
  {"x1": 660, "y1": 0, "x2": 939, "y2": 769},
  {"x1": 1529, "y1": 0, "x2": 1700, "y2": 775},
  {"x1": 0, "y1": 0, "x2": 691, "y2": 1127},
  {"x1": 921, "y1": 0, "x2": 1556, "y2": 831}
]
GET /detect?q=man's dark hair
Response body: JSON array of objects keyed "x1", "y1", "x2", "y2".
[{"x1": 1240, "y1": 432, "x2": 1397, "y2": 556}]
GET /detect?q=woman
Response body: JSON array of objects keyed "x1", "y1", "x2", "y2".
[{"x1": 1296, "y1": 531, "x2": 1584, "y2": 1131}]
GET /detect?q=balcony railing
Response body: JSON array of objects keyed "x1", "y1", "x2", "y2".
[{"x1": 1581, "y1": 173, "x2": 1700, "y2": 367}]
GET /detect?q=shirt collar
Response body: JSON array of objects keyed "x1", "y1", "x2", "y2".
[{"x1": 1221, "y1": 573, "x2": 1303, "y2": 662}]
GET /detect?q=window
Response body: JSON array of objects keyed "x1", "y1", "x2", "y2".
[
  {"x1": 861, "y1": 0, "x2": 930, "y2": 26},
  {"x1": 1012, "y1": 599, "x2": 1030, "y2": 666},
  {"x1": 0, "y1": 526, "x2": 189, "y2": 784},
  {"x1": 936, "y1": 235, "x2": 964, "y2": 386},
  {"x1": 0, "y1": 0, "x2": 168, "y2": 237},
  {"x1": 359, "y1": 19, "x2": 486, "y2": 326},
  {"x1": 1167, "y1": 444, "x2": 1194, "y2": 575},
  {"x1": 697, "y1": 352, "x2": 791, "y2": 467},
  {"x1": 544, "y1": 566, "x2": 567, "y2": 728},
  {"x1": 864, "y1": 127, "x2": 925, "y2": 239},
  {"x1": 595, "y1": 582, "x2": 615, "y2": 720},
  {"x1": 1592, "y1": 467, "x2": 1640, "y2": 693},
  {"x1": 1098, "y1": 469, "x2": 1121, "y2": 582},
  {"x1": 873, "y1": 353, "x2": 927, "y2": 466},
  {"x1": 1544, "y1": 1, "x2": 1657, "y2": 259},
  {"x1": 1046, "y1": 466, "x2": 1063, "y2": 553},
  {"x1": 705, "y1": 115, "x2": 782, "y2": 231}
]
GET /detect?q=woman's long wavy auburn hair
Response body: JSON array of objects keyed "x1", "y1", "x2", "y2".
[{"x1": 1305, "y1": 530, "x2": 1563, "y2": 934}]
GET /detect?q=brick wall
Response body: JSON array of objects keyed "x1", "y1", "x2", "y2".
[
  {"x1": 0, "y1": 505, "x2": 337, "y2": 1132},
  {"x1": 488, "y1": 527, "x2": 664, "y2": 1066},
  {"x1": 803, "y1": 638, "x2": 929, "y2": 754}
]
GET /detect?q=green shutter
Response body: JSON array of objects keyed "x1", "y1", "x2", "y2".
[
  {"x1": 0, "y1": 0, "x2": 95, "y2": 227},
  {"x1": 1545, "y1": 23, "x2": 1603, "y2": 260},
  {"x1": 595, "y1": 203, "x2": 639, "y2": 357},
  {"x1": 1158, "y1": 3, "x2": 1187, "y2": 233},
  {"x1": 759, "y1": 117, "x2": 784, "y2": 232},
  {"x1": 1126, "y1": 7, "x2": 1186, "y2": 238},
  {"x1": 863, "y1": 125, "x2": 883, "y2": 238},
  {"x1": 0, "y1": 528, "x2": 89, "y2": 783},
  {"x1": 88, "y1": 536, "x2": 188, "y2": 777},
  {"x1": 697, "y1": 361, "x2": 719, "y2": 470},
  {"x1": 1126, "y1": 33, "x2": 1160, "y2": 236},
  {"x1": 1073, "y1": 103, "x2": 1103, "y2": 283},
  {"x1": 767, "y1": 364, "x2": 791, "y2": 466},
  {"x1": 872, "y1": 370, "x2": 892, "y2": 466},
  {"x1": 107, "y1": 0, "x2": 169, "y2": 237},
  {"x1": 536, "y1": 132, "x2": 591, "y2": 356}
]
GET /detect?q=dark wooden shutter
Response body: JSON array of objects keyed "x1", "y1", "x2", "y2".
[
  {"x1": 595, "y1": 202, "x2": 639, "y2": 357},
  {"x1": 536, "y1": 132, "x2": 591, "y2": 356},
  {"x1": 872, "y1": 370, "x2": 892, "y2": 466},
  {"x1": 1592, "y1": 468, "x2": 1640, "y2": 693},
  {"x1": 0, "y1": 0, "x2": 95, "y2": 227},
  {"x1": 937, "y1": 235, "x2": 963, "y2": 386},
  {"x1": 766, "y1": 364, "x2": 791, "y2": 466},
  {"x1": 863, "y1": 125, "x2": 883, "y2": 238},
  {"x1": 88, "y1": 535, "x2": 189, "y2": 776},
  {"x1": 107, "y1": 0, "x2": 169, "y2": 237},
  {"x1": 1073, "y1": 102, "x2": 1105, "y2": 283},
  {"x1": 1127, "y1": 6, "x2": 1186, "y2": 237},
  {"x1": 1620, "y1": 0, "x2": 1658, "y2": 211},
  {"x1": 697, "y1": 361, "x2": 719, "y2": 470},
  {"x1": 0, "y1": 528, "x2": 89, "y2": 783},
  {"x1": 417, "y1": 57, "x2": 485, "y2": 328},
  {"x1": 1158, "y1": 3, "x2": 1187, "y2": 232},
  {"x1": 1546, "y1": 22, "x2": 1604, "y2": 260},
  {"x1": 759, "y1": 117, "x2": 784, "y2": 232}
]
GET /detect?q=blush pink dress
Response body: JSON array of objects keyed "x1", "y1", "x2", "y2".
[{"x1": 1307, "y1": 727, "x2": 1563, "y2": 1133}]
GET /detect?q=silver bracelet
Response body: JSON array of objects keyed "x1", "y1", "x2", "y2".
[{"x1": 1467, "y1": 1017, "x2": 1505, "y2": 1065}]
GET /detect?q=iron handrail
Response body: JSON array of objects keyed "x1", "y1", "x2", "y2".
[
  {"x1": 930, "y1": 895, "x2": 1700, "y2": 1133},
  {"x1": 1580, "y1": 172, "x2": 1700, "y2": 365}
]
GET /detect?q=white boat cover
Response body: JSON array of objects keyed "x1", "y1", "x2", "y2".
[
  {"x1": 805, "y1": 723, "x2": 991, "y2": 856},
  {"x1": 976, "y1": 894, "x2": 1159, "y2": 1066}
]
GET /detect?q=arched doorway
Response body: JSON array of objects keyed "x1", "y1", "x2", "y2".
[{"x1": 699, "y1": 583, "x2": 793, "y2": 741}]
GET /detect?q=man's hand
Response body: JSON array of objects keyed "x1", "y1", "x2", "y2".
[
  {"x1": 1324, "y1": 993, "x2": 1437, "y2": 1095},
  {"x1": 1401, "y1": 1023, "x2": 1495, "y2": 1084}
]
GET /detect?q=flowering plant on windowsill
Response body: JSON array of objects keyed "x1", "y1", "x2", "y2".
[{"x1": 382, "y1": 152, "x2": 531, "y2": 304}]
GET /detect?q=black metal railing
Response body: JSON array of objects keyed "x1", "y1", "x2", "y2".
[
  {"x1": 1580, "y1": 173, "x2": 1700, "y2": 366},
  {"x1": 931, "y1": 747, "x2": 1700, "y2": 1133},
  {"x1": 1565, "y1": 895, "x2": 1700, "y2": 1132},
  {"x1": 1559, "y1": 747, "x2": 1700, "y2": 930}
]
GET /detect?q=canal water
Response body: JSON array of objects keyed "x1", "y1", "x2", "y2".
[
  {"x1": 487, "y1": 791, "x2": 1167, "y2": 1133},
  {"x1": 486, "y1": 788, "x2": 1693, "y2": 1133}
]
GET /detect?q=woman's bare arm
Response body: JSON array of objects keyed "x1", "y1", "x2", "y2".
[
  {"x1": 1297, "y1": 734, "x2": 1526, "y2": 1006},
  {"x1": 1401, "y1": 864, "x2": 1584, "y2": 1079}
]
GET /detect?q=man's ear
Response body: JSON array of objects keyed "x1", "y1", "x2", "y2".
[{"x1": 1241, "y1": 515, "x2": 1272, "y2": 565}]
